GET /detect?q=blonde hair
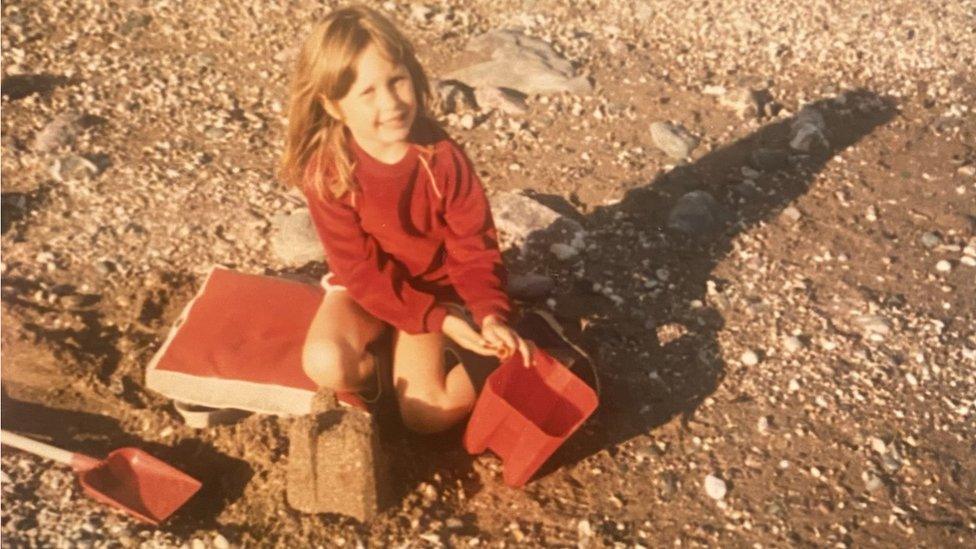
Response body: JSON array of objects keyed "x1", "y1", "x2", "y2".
[{"x1": 278, "y1": 5, "x2": 433, "y2": 201}]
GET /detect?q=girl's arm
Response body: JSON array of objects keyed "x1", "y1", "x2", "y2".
[
  {"x1": 305, "y1": 190, "x2": 450, "y2": 334},
  {"x1": 439, "y1": 142, "x2": 513, "y2": 327}
]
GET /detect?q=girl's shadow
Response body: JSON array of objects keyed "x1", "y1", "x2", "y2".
[{"x1": 520, "y1": 89, "x2": 897, "y2": 478}]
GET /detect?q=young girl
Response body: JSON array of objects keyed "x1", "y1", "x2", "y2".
[{"x1": 279, "y1": 5, "x2": 532, "y2": 434}]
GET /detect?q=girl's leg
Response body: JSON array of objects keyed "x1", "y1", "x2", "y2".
[
  {"x1": 392, "y1": 330, "x2": 478, "y2": 434},
  {"x1": 302, "y1": 290, "x2": 388, "y2": 393}
]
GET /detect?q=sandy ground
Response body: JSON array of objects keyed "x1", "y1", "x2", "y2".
[{"x1": 2, "y1": 0, "x2": 975, "y2": 546}]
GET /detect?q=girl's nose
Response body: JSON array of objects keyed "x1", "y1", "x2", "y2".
[{"x1": 376, "y1": 86, "x2": 401, "y2": 109}]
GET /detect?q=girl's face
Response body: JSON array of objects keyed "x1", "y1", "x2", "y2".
[{"x1": 325, "y1": 42, "x2": 418, "y2": 160}]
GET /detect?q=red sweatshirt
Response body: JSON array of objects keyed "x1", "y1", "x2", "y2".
[{"x1": 303, "y1": 120, "x2": 511, "y2": 334}]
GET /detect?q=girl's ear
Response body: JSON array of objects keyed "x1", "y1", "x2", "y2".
[{"x1": 320, "y1": 95, "x2": 343, "y2": 121}]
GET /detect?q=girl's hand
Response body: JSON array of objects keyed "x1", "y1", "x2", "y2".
[
  {"x1": 481, "y1": 314, "x2": 533, "y2": 367},
  {"x1": 442, "y1": 314, "x2": 496, "y2": 357}
]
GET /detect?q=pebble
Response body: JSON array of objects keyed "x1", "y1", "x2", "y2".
[
  {"x1": 649, "y1": 121, "x2": 699, "y2": 159},
  {"x1": 740, "y1": 349, "x2": 760, "y2": 366},
  {"x1": 704, "y1": 474, "x2": 727, "y2": 500},
  {"x1": 918, "y1": 231, "x2": 941, "y2": 249},
  {"x1": 935, "y1": 260, "x2": 952, "y2": 272},
  {"x1": 865, "y1": 205, "x2": 878, "y2": 222},
  {"x1": 863, "y1": 472, "x2": 884, "y2": 492},
  {"x1": 213, "y1": 534, "x2": 230, "y2": 549},
  {"x1": 782, "y1": 335, "x2": 804, "y2": 353},
  {"x1": 577, "y1": 519, "x2": 593, "y2": 538},
  {"x1": 781, "y1": 206, "x2": 803, "y2": 224},
  {"x1": 870, "y1": 437, "x2": 888, "y2": 454},
  {"x1": 961, "y1": 255, "x2": 976, "y2": 267},
  {"x1": 550, "y1": 242, "x2": 578, "y2": 260}
]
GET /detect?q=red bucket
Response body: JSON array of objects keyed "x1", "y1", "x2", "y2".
[{"x1": 463, "y1": 348, "x2": 598, "y2": 487}]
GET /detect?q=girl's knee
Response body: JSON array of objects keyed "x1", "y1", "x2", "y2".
[
  {"x1": 302, "y1": 339, "x2": 363, "y2": 391},
  {"x1": 398, "y1": 388, "x2": 475, "y2": 434}
]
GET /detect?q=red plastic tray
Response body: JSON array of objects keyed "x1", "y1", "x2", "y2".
[{"x1": 463, "y1": 348, "x2": 598, "y2": 486}]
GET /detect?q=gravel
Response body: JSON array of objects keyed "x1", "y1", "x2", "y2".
[{"x1": 2, "y1": 0, "x2": 974, "y2": 546}]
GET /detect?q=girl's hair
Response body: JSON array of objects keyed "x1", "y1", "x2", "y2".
[{"x1": 278, "y1": 5, "x2": 432, "y2": 201}]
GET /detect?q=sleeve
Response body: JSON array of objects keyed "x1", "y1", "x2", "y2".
[
  {"x1": 304, "y1": 189, "x2": 449, "y2": 334},
  {"x1": 440, "y1": 143, "x2": 513, "y2": 326}
]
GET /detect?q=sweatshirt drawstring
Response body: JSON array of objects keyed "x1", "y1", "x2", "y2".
[{"x1": 416, "y1": 148, "x2": 440, "y2": 200}]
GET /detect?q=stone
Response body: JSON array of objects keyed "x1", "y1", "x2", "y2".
[
  {"x1": 961, "y1": 255, "x2": 976, "y2": 267},
  {"x1": 935, "y1": 259, "x2": 952, "y2": 272},
  {"x1": 577, "y1": 519, "x2": 593, "y2": 538},
  {"x1": 550, "y1": 242, "x2": 578, "y2": 260},
  {"x1": 740, "y1": 349, "x2": 760, "y2": 366},
  {"x1": 434, "y1": 80, "x2": 477, "y2": 114},
  {"x1": 507, "y1": 272, "x2": 555, "y2": 299},
  {"x1": 33, "y1": 113, "x2": 82, "y2": 152},
  {"x1": 52, "y1": 154, "x2": 100, "y2": 180},
  {"x1": 474, "y1": 86, "x2": 529, "y2": 115},
  {"x1": 789, "y1": 107, "x2": 829, "y2": 153},
  {"x1": 853, "y1": 314, "x2": 891, "y2": 337},
  {"x1": 270, "y1": 208, "x2": 325, "y2": 266},
  {"x1": 863, "y1": 472, "x2": 884, "y2": 492},
  {"x1": 704, "y1": 474, "x2": 727, "y2": 500},
  {"x1": 782, "y1": 335, "x2": 804, "y2": 353},
  {"x1": 749, "y1": 148, "x2": 789, "y2": 171},
  {"x1": 489, "y1": 190, "x2": 585, "y2": 251},
  {"x1": 667, "y1": 190, "x2": 718, "y2": 235},
  {"x1": 286, "y1": 406, "x2": 387, "y2": 521},
  {"x1": 445, "y1": 29, "x2": 591, "y2": 95},
  {"x1": 212, "y1": 534, "x2": 230, "y2": 549},
  {"x1": 781, "y1": 206, "x2": 802, "y2": 224},
  {"x1": 718, "y1": 87, "x2": 763, "y2": 118},
  {"x1": 649, "y1": 121, "x2": 699, "y2": 159}
]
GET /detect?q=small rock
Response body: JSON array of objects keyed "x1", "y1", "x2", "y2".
[
  {"x1": 854, "y1": 314, "x2": 892, "y2": 337},
  {"x1": 719, "y1": 87, "x2": 762, "y2": 118},
  {"x1": 667, "y1": 190, "x2": 718, "y2": 235},
  {"x1": 757, "y1": 416, "x2": 771, "y2": 433},
  {"x1": 445, "y1": 518, "x2": 464, "y2": 531},
  {"x1": 961, "y1": 255, "x2": 976, "y2": 267},
  {"x1": 33, "y1": 113, "x2": 82, "y2": 152},
  {"x1": 882, "y1": 454, "x2": 902, "y2": 473},
  {"x1": 863, "y1": 472, "x2": 884, "y2": 492},
  {"x1": 704, "y1": 474, "x2": 727, "y2": 500},
  {"x1": 740, "y1": 349, "x2": 760, "y2": 366},
  {"x1": 270, "y1": 208, "x2": 325, "y2": 266},
  {"x1": 782, "y1": 335, "x2": 804, "y2": 353},
  {"x1": 649, "y1": 121, "x2": 699, "y2": 159},
  {"x1": 918, "y1": 231, "x2": 941, "y2": 249},
  {"x1": 750, "y1": 148, "x2": 789, "y2": 171},
  {"x1": 865, "y1": 205, "x2": 878, "y2": 222},
  {"x1": 434, "y1": 80, "x2": 477, "y2": 114},
  {"x1": 577, "y1": 519, "x2": 593, "y2": 538},
  {"x1": 474, "y1": 87, "x2": 528, "y2": 114},
  {"x1": 780, "y1": 206, "x2": 803, "y2": 224},
  {"x1": 550, "y1": 242, "x2": 578, "y2": 260},
  {"x1": 212, "y1": 534, "x2": 230, "y2": 549},
  {"x1": 53, "y1": 154, "x2": 99, "y2": 180},
  {"x1": 935, "y1": 259, "x2": 952, "y2": 272},
  {"x1": 789, "y1": 107, "x2": 829, "y2": 152},
  {"x1": 507, "y1": 272, "x2": 555, "y2": 299},
  {"x1": 459, "y1": 113, "x2": 475, "y2": 129}
]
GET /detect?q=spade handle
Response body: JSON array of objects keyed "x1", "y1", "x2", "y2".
[{"x1": 1, "y1": 430, "x2": 75, "y2": 466}]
